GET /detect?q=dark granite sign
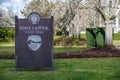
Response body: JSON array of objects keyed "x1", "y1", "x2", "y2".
[{"x1": 15, "y1": 12, "x2": 54, "y2": 70}]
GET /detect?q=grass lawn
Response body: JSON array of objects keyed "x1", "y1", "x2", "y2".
[
  {"x1": 0, "y1": 42, "x2": 14, "y2": 47},
  {"x1": 0, "y1": 58, "x2": 120, "y2": 80},
  {"x1": 113, "y1": 40, "x2": 120, "y2": 45},
  {"x1": 0, "y1": 41, "x2": 120, "y2": 80},
  {"x1": 0, "y1": 42, "x2": 15, "y2": 55},
  {"x1": 0, "y1": 42, "x2": 87, "y2": 55},
  {"x1": 54, "y1": 46, "x2": 87, "y2": 54}
]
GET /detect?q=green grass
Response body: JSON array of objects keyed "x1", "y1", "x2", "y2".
[
  {"x1": 0, "y1": 42, "x2": 14, "y2": 47},
  {"x1": 0, "y1": 42, "x2": 87, "y2": 55},
  {"x1": 0, "y1": 41, "x2": 120, "y2": 80},
  {"x1": 0, "y1": 46, "x2": 15, "y2": 55},
  {"x1": 54, "y1": 46, "x2": 87, "y2": 54},
  {"x1": 113, "y1": 40, "x2": 120, "y2": 45},
  {"x1": 113, "y1": 33, "x2": 120, "y2": 40},
  {"x1": 0, "y1": 42, "x2": 15, "y2": 55},
  {"x1": 0, "y1": 58, "x2": 120, "y2": 80},
  {"x1": 81, "y1": 34, "x2": 86, "y2": 39}
]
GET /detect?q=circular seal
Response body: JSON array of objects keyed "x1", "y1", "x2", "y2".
[
  {"x1": 28, "y1": 12, "x2": 41, "y2": 24},
  {"x1": 27, "y1": 35, "x2": 42, "y2": 51}
]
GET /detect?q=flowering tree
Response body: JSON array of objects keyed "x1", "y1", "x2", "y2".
[{"x1": 82, "y1": 0, "x2": 120, "y2": 45}]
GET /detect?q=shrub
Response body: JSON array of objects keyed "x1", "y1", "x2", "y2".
[
  {"x1": 54, "y1": 36, "x2": 86, "y2": 46},
  {"x1": 56, "y1": 29, "x2": 69, "y2": 36},
  {"x1": 96, "y1": 32, "x2": 104, "y2": 47},
  {"x1": 0, "y1": 27, "x2": 15, "y2": 42},
  {"x1": 86, "y1": 28, "x2": 105, "y2": 47},
  {"x1": 54, "y1": 36, "x2": 63, "y2": 45},
  {"x1": 86, "y1": 29, "x2": 96, "y2": 47},
  {"x1": 56, "y1": 30, "x2": 62, "y2": 36}
]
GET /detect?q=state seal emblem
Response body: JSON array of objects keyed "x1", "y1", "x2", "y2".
[
  {"x1": 27, "y1": 35, "x2": 42, "y2": 51},
  {"x1": 28, "y1": 12, "x2": 40, "y2": 24}
]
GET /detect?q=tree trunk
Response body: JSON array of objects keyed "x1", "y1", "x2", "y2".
[
  {"x1": 76, "y1": 26, "x2": 81, "y2": 39},
  {"x1": 69, "y1": 27, "x2": 74, "y2": 37},
  {"x1": 115, "y1": 16, "x2": 119, "y2": 33},
  {"x1": 105, "y1": 20, "x2": 113, "y2": 45}
]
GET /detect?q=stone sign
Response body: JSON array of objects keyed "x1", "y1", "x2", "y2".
[{"x1": 15, "y1": 12, "x2": 54, "y2": 70}]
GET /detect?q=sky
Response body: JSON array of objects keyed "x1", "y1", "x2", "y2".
[
  {"x1": 0, "y1": 0, "x2": 32, "y2": 18},
  {"x1": 0, "y1": 0, "x2": 65, "y2": 18}
]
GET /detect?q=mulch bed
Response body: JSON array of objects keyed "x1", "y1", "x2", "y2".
[
  {"x1": 55, "y1": 47, "x2": 120, "y2": 59},
  {"x1": 0, "y1": 47, "x2": 120, "y2": 59}
]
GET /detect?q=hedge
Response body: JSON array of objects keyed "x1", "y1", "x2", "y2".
[
  {"x1": 54, "y1": 36, "x2": 86, "y2": 46},
  {"x1": 86, "y1": 28, "x2": 105, "y2": 47}
]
